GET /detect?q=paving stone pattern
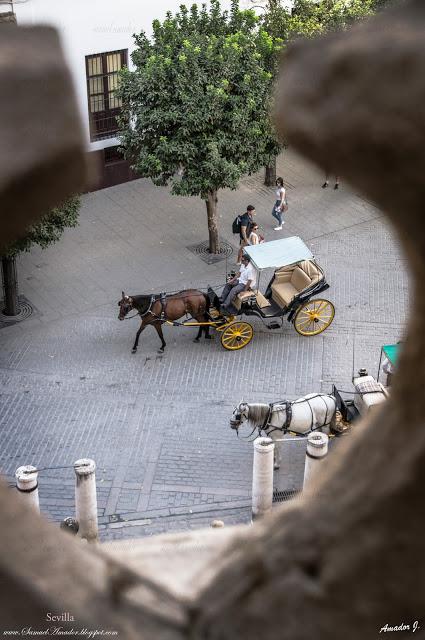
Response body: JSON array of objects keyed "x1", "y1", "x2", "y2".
[{"x1": 0, "y1": 150, "x2": 409, "y2": 540}]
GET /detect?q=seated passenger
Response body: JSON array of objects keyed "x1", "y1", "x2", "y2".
[{"x1": 219, "y1": 254, "x2": 256, "y2": 315}]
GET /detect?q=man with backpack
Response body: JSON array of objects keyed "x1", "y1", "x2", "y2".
[{"x1": 234, "y1": 205, "x2": 256, "y2": 264}]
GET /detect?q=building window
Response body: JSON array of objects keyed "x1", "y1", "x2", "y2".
[{"x1": 86, "y1": 49, "x2": 127, "y2": 142}]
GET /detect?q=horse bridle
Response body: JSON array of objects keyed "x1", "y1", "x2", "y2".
[
  {"x1": 231, "y1": 404, "x2": 257, "y2": 441},
  {"x1": 119, "y1": 295, "x2": 160, "y2": 321},
  {"x1": 118, "y1": 297, "x2": 136, "y2": 320}
]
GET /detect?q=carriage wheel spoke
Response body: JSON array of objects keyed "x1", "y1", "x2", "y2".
[
  {"x1": 316, "y1": 300, "x2": 327, "y2": 312},
  {"x1": 317, "y1": 315, "x2": 333, "y2": 323},
  {"x1": 297, "y1": 318, "x2": 314, "y2": 329}
]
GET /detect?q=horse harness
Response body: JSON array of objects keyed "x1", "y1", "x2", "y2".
[
  {"x1": 133, "y1": 293, "x2": 168, "y2": 322},
  {"x1": 260, "y1": 393, "x2": 335, "y2": 436},
  {"x1": 261, "y1": 400, "x2": 292, "y2": 435},
  {"x1": 135, "y1": 292, "x2": 195, "y2": 323}
]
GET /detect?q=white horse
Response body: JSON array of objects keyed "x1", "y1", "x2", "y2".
[{"x1": 230, "y1": 393, "x2": 338, "y2": 469}]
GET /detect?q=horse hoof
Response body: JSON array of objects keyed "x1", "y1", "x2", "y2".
[
  {"x1": 274, "y1": 465, "x2": 280, "y2": 471},
  {"x1": 158, "y1": 349, "x2": 165, "y2": 354},
  {"x1": 193, "y1": 338, "x2": 200, "y2": 343},
  {"x1": 205, "y1": 335, "x2": 213, "y2": 340}
]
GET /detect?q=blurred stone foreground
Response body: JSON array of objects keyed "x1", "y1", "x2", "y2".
[{"x1": 1, "y1": 2, "x2": 425, "y2": 638}]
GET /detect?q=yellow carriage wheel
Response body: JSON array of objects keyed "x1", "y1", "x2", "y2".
[
  {"x1": 221, "y1": 321, "x2": 254, "y2": 351},
  {"x1": 294, "y1": 299, "x2": 335, "y2": 336}
]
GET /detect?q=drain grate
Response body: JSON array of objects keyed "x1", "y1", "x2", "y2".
[
  {"x1": 273, "y1": 489, "x2": 300, "y2": 504},
  {"x1": 108, "y1": 513, "x2": 123, "y2": 523},
  {"x1": 0, "y1": 296, "x2": 35, "y2": 328},
  {"x1": 187, "y1": 240, "x2": 235, "y2": 265}
]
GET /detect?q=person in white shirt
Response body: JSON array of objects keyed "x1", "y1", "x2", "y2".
[
  {"x1": 219, "y1": 254, "x2": 257, "y2": 315},
  {"x1": 248, "y1": 224, "x2": 265, "y2": 245}
]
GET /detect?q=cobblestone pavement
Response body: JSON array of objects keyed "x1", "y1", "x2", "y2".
[{"x1": 0, "y1": 150, "x2": 409, "y2": 540}]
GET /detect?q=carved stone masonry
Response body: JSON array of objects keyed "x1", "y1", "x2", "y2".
[
  {"x1": 189, "y1": 2, "x2": 425, "y2": 637},
  {"x1": 0, "y1": 26, "x2": 87, "y2": 252}
]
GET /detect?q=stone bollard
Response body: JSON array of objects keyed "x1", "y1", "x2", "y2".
[
  {"x1": 303, "y1": 432, "x2": 329, "y2": 490},
  {"x1": 252, "y1": 437, "x2": 275, "y2": 521},
  {"x1": 211, "y1": 520, "x2": 224, "y2": 528},
  {"x1": 74, "y1": 459, "x2": 98, "y2": 543},
  {"x1": 15, "y1": 465, "x2": 40, "y2": 512}
]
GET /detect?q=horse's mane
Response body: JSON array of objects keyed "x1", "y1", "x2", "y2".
[
  {"x1": 132, "y1": 290, "x2": 203, "y2": 301},
  {"x1": 132, "y1": 294, "x2": 155, "y2": 302},
  {"x1": 131, "y1": 290, "x2": 207, "y2": 312},
  {"x1": 130, "y1": 295, "x2": 154, "y2": 313},
  {"x1": 246, "y1": 403, "x2": 270, "y2": 427}
]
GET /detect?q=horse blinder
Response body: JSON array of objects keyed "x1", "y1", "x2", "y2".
[{"x1": 118, "y1": 297, "x2": 132, "y2": 321}]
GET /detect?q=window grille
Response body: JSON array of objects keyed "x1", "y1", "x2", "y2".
[
  {"x1": 85, "y1": 49, "x2": 127, "y2": 141},
  {"x1": 104, "y1": 145, "x2": 125, "y2": 164}
]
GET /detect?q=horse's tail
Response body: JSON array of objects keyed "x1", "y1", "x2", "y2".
[
  {"x1": 329, "y1": 395, "x2": 340, "y2": 434},
  {"x1": 203, "y1": 292, "x2": 212, "y2": 317}
]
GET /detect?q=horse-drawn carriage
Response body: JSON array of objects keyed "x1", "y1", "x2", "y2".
[
  {"x1": 118, "y1": 236, "x2": 335, "y2": 353},
  {"x1": 214, "y1": 236, "x2": 335, "y2": 349}
]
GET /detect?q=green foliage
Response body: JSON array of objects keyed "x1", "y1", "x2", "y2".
[
  {"x1": 118, "y1": 1, "x2": 281, "y2": 199},
  {"x1": 262, "y1": 0, "x2": 385, "y2": 45},
  {"x1": 258, "y1": 0, "x2": 390, "y2": 155},
  {"x1": 4, "y1": 196, "x2": 81, "y2": 257}
]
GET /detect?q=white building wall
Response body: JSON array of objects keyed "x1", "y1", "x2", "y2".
[{"x1": 12, "y1": 0, "x2": 233, "y2": 152}]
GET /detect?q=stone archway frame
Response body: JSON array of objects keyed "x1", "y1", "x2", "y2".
[{"x1": 188, "y1": 1, "x2": 425, "y2": 638}]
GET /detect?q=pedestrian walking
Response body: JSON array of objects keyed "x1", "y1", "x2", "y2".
[
  {"x1": 322, "y1": 173, "x2": 340, "y2": 190},
  {"x1": 272, "y1": 177, "x2": 287, "y2": 230},
  {"x1": 237, "y1": 205, "x2": 256, "y2": 264}
]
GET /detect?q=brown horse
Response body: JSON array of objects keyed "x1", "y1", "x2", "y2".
[{"x1": 118, "y1": 290, "x2": 212, "y2": 353}]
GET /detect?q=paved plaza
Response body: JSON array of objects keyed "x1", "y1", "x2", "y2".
[{"x1": 0, "y1": 150, "x2": 409, "y2": 540}]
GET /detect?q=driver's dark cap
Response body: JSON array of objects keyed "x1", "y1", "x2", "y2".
[{"x1": 247, "y1": 205, "x2": 255, "y2": 211}]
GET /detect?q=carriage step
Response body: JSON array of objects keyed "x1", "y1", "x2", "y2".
[{"x1": 267, "y1": 322, "x2": 281, "y2": 330}]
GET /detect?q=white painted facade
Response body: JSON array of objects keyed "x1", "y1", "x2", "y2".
[
  {"x1": 8, "y1": 0, "x2": 233, "y2": 153},
  {"x1": 240, "y1": 0, "x2": 294, "y2": 10}
]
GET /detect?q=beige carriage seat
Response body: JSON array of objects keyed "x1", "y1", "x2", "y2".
[
  {"x1": 233, "y1": 289, "x2": 271, "y2": 311},
  {"x1": 271, "y1": 260, "x2": 323, "y2": 308}
]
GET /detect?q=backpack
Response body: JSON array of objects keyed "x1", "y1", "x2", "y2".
[{"x1": 232, "y1": 215, "x2": 242, "y2": 235}]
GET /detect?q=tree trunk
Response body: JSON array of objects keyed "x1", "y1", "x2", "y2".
[
  {"x1": 264, "y1": 157, "x2": 277, "y2": 186},
  {"x1": 205, "y1": 191, "x2": 219, "y2": 254},
  {"x1": 1, "y1": 256, "x2": 19, "y2": 316}
]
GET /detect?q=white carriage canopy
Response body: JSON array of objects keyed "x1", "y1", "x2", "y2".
[{"x1": 244, "y1": 236, "x2": 314, "y2": 271}]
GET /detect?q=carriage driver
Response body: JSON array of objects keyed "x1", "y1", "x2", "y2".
[{"x1": 219, "y1": 254, "x2": 257, "y2": 315}]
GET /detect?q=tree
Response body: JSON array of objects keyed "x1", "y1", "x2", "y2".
[
  {"x1": 1, "y1": 196, "x2": 80, "y2": 316},
  {"x1": 118, "y1": 0, "x2": 280, "y2": 253},
  {"x1": 266, "y1": 0, "x2": 385, "y2": 41},
  {"x1": 258, "y1": 1, "x2": 287, "y2": 185},
  {"x1": 258, "y1": 0, "x2": 389, "y2": 184}
]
